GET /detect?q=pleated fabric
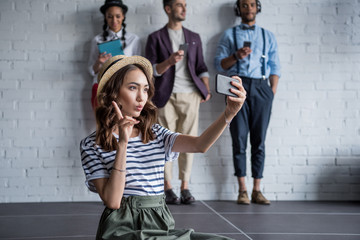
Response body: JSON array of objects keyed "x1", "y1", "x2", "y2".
[{"x1": 96, "y1": 195, "x2": 233, "y2": 240}]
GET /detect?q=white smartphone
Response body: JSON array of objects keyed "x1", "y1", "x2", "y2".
[{"x1": 215, "y1": 74, "x2": 239, "y2": 97}]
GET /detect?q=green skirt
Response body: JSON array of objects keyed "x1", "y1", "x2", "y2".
[{"x1": 96, "y1": 195, "x2": 233, "y2": 240}]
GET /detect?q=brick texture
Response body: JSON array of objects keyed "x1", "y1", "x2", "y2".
[{"x1": 0, "y1": 0, "x2": 359, "y2": 202}]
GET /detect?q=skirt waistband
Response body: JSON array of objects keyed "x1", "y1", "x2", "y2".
[{"x1": 121, "y1": 195, "x2": 166, "y2": 209}]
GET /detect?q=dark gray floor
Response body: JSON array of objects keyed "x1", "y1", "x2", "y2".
[{"x1": 0, "y1": 201, "x2": 359, "y2": 240}]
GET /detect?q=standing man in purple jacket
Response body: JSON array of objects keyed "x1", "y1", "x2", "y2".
[{"x1": 145, "y1": 0, "x2": 211, "y2": 205}]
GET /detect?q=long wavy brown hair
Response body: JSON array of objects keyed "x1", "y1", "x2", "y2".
[{"x1": 95, "y1": 64, "x2": 157, "y2": 151}]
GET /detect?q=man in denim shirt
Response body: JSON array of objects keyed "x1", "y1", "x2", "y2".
[{"x1": 214, "y1": 0, "x2": 281, "y2": 205}]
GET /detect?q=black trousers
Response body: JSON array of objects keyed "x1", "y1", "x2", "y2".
[{"x1": 230, "y1": 77, "x2": 274, "y2": 178}]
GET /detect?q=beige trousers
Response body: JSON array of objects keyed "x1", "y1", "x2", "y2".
[{"x1": 158, "y1": 92, "x2": 201, "y2": 182}]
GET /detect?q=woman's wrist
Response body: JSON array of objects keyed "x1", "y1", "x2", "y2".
[
  {"x1": 224, "y1": 110, "x2": 233, "y2": 127},
  {"x1": 112, "y1": 167, "x2": 126, "y2": 173},
  {"x1": 117, "y1": 140, "x2": 128, "y2": 148}
]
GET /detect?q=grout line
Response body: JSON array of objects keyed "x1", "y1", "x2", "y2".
[
  {"x1": 200, "y1": 200, "x2": 253, "y2": 240},
  {"x1": 216, "y1": 212, "x2": 360, "y2": 215},
  {"x1": 0, "y1": 213, "x2": 100, "y2": 218},
  {"x1": 0, "y1": 236, "x2": 95, "y2": 240},
  {"x1": 247, "y1": 232, "x2": 360, "y2": 236},
  {"x1": 2, "y1": 211, "x2": 359, "y2": 218},
  {"x1": 171, "y1": 211, "x2": 360, "y2": 216}
]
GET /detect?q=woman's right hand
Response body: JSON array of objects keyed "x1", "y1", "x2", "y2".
[
  {"x1": 225, "y1": 76, "x2": 247, "y2": 120},
  {"x1": 93, "y1": 52, "x2": 112, "y2": 74},
  {"x1": 112, "y1": 101, "x2": 139, "y2": 144}
]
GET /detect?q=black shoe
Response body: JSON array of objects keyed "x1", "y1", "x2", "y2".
[
  {"x1": 180, "y1": 189, "x2": 195, "y2": 204},
  {"x1": 165, "y1": 189, "x2": 180, "y2": 204}
]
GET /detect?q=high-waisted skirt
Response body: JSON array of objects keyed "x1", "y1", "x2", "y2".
[{"x1": 96, "y1": 195, "x2": 233, "y2": 240}]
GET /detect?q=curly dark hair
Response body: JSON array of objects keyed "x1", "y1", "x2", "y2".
[{"x1": 95, "y1": 64, "x2": 157, "y2": 151}]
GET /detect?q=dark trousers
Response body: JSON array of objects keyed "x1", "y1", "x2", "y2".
[{"x1": 230, "y1": 77, "x2": 274, "y2": 178}]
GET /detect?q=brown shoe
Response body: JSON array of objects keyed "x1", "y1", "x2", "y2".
[
  {"x1": 237, "y1": 191, "x2": 250, "y2": 205},
  {"x1": 165, "y1": 189, "x2": 180, "y2": 205},
  {"x1": 180, "y1": 189, "x2": 195, "y2": 204},
  {"x1": 251, "y1": 191, "x2": 270, "y2": 205}
]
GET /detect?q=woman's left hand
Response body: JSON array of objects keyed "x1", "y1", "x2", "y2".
[{"x1": 225, "y1": 76, "x2": 247, "y2": 119}]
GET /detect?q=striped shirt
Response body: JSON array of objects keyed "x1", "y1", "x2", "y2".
[{"x1": 80, "y1": 124, "x2": 179, "y2": 196}]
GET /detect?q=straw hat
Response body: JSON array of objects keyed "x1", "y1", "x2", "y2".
[{"x1": 96, "y1": 55, "x2": 153, "y2": 97}]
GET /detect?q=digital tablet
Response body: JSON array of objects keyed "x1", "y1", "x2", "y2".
[{"x1": 97, "y1": 39, "x2": 124, "y2": 56}]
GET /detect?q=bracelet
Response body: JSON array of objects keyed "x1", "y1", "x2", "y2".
[
  {"x1": 224, "y1": 111, "x2": 232, "y2": 128},
  {"x1": 112, "y1": 167, "x2": 126, "y2": 173}
]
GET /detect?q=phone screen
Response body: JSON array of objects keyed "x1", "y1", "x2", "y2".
[
  {"x1": 179, "y1": 43, "x2": 188, "y2": 54},
  {"x1": 243, "y1": 41, "x2": 251, "y2": 48}
]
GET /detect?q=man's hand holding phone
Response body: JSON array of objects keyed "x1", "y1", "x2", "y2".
[
  {"x1": 243, "y1": 41, "x2": 251, "y2": 48},
  {"x1": 234, "y1": 41, "x2": 252, "y2": 60},
  {"x1": 168, "y1": 51, "x2": 184, "y2": 65},
  {"x1": 168, "y1": 43, "x2": 188, "y2": 65},
  {"x1": 179, "y1": 43, "x2": 188, "y2": 56}
]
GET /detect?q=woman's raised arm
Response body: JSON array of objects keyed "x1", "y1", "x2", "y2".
[{"x1": 172, "y1": 77, "x2": 246, "y2": 153}]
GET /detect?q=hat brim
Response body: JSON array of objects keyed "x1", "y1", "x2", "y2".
[
  {"x1": 100, "y1": 3, "x2": 128, "y2": 14},
  {"x1": 96, "y1": 55, "x2": 153, "y2": 98}
]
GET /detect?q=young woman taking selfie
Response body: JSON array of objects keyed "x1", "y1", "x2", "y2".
[{"x1": 80, "y1": 55, "x2": 246, "y2": 239}]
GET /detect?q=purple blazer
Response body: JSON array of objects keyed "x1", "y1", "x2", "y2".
[{"x1": 145, "y1": 26, "x2": 209, "y2": 108}]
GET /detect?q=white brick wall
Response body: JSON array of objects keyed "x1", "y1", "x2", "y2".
[{"x1": 0, "y1": 0, "x2": 359, "y2": 202}]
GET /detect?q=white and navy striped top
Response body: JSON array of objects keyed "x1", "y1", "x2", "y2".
[{"x1": 80, "y1": 124, "x2": 179, "y2": 196}]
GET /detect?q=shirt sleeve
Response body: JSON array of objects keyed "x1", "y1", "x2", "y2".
[
  {"x1": 153, "y1": 124, "x2": 180, "y2": 162},
  {"x1": 199, "y1": 72, "x2": 210, "y2": 79},
  {"x1": 133, "y1": 36, "x2": 142, "y2": 56},
  {"x1": 152, "y1": 64, "x2": 162, "y2": 77},
  {"x1": 124, "y1": 32, "x2": 142, "y2": 56},
  {"x1": 267, "y1": 31, "x2": 281, "y2": 78},
  {"x1": 214, "y1": 29, "x2": 233, "y2": 73},
  {"x1": 80, "y1": 136, "x2": 110, "y2": 192}
]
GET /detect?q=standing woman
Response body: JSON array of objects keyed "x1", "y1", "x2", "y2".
[
  {"x1": 80, "y1": 55, "x2": 246, "y2": 240},
  {"x1": 88, "y1": 0, "x2": 141, "y2": 110}
]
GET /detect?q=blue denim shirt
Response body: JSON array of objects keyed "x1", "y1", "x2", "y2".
[{"x1": 214, "y1": 24, "x2": 281, "y2": 79}]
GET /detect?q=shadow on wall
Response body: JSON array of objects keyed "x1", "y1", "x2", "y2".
[
  {"x1": 134, "y1": 2, "x2": 168, "y2": 55},
  {"x1": 313, "y1": 156, "x2": 360, "y2": 201},
  {"x1": 77, "y1": 7, "x2": 104, "y2": 134},
  {"x1": 206, "y1": 2, "x2": 240, "y2": 71},
  {"x1": 205, "y1": 2, "x2": 241, "y2": 199}
]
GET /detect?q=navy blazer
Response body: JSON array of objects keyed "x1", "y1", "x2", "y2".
[{"x1": 145, "y1": 26, "x2": 209, "y2": 108}]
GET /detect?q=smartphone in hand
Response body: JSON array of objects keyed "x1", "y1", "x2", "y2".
[
  {"x1": 215, "y1": 74, "x2": 239, "y2": 97},
  {"x1": 243, "y1": 41, "x2": 251, "y2": 48},
  {"x1": 179, "y1": 43, "x2": 189, "y2": 55}
]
